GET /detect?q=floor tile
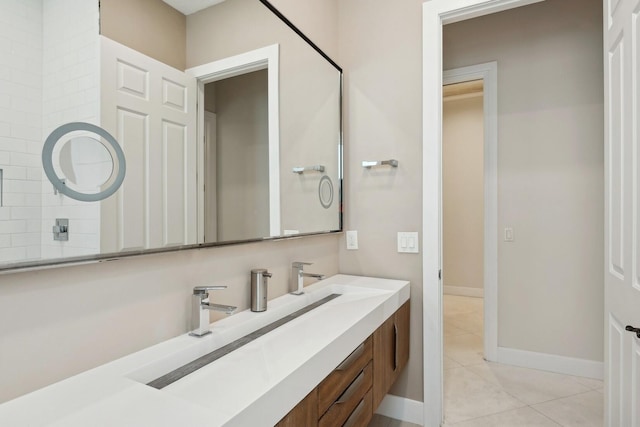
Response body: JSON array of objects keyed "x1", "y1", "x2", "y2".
[
  {"x1": 444, "y1": 367, "x2": 526, "y2": 424},
  {"x1": 445, "y1": 322, "x2": 470, "y2": 337},
  {"x1": 444, "y1": 333, "x2": 485, "y2": 366},
  {"x1": 446, "y1": 311, "x2": 484, "y2": 335},
  {"x1": 444, "y1": 355, "x2": 463, "y2": 370},
  {"x1": 444, "y1": 295, "x2": 484, "y2": 315},
  {"x1": 450, "y1": 407, "x2": 561, "y2": 426},
  {"x1": 567, "y1": 375, "x2": 604, "y2": 391},
  {"x1": 466, "y1": 362, "x2": 591, "y2": 405},
  {"x1": 532, "y1": 391, "x2": 604, "y2": 427},
  {"x1": 368, "y1": 414, "x2": 391, "y2": 427}
]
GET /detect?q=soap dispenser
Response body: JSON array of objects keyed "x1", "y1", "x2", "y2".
[{"x1": 251, "y1": 268, "x2": 272, "y2": 312}]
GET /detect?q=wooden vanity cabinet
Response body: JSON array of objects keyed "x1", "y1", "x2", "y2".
[
  {"x1": 276, "y1": 301, "x2": 409, "y2": 427},
  {"x1": 275, "y1": 389, "x2": 318, "y2": 427},
  {"x1": 373, "y1": 301, "x2": 410, "y2": 409}
]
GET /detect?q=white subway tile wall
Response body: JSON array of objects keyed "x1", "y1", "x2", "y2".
[
  {"x1": 0, "y1": 0, "x2": 101, "y2": 263},
  {"x1": 40, "y1": 0, "x2": 100, "y2": 260},
  {"x1": 0, "y1": 0, "x2": 43, "y2": 262}
]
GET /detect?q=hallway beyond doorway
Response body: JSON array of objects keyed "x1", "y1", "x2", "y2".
[{"x1": 442, "y1": 295, "x2": 603, "y2": 426}]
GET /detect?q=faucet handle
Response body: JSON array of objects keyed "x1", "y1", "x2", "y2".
[
  {"x1": 193, "y1": 285, "x2": 227, "y2": 295},
  {"x1": 292, "y1": 261, "x2": 312, "y2": 268}
]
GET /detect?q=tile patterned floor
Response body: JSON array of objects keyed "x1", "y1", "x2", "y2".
[{"x1": 369, "y1": 295, "x2": 604, "y2": 427}]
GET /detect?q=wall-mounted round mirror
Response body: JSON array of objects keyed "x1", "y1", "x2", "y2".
[
  {"x1": 42, "y1": 122, "x2": 126, "y2": 202},
  {"x1": 319, "y1": 175, "x2": 334, "y2": 209}
]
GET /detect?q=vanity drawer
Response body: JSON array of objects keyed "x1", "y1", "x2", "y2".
[
  {"x1": 318, "y1": 361, "x2": 372, "y2": 427},
  {"x1": 318, "y1": 336, "x2": 373, "y2": 416},
  {"x1": 342, "y1": 388, "x2": 373, "y2": 427}
]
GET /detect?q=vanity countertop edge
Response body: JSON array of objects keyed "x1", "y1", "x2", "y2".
[{"x1": 0, "y1": 274, "x2": 410, "y2": 427}]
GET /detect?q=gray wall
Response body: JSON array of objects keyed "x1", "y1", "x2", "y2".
[
  {"x1": 0, "y1": 1, "x2": 340, "y2": 404},
  {"x1": 210, "y1": 70, "x2": 270, "y2": 241},
  {"x1": 443, "y1": 0, "x2": 604, "y2": 361},
  {"x1": 338, "y1": 0, "x2": 425, "y2": 402},
  {"x1": 443, "y1": 95, "x2": 485, "y2": 292},
  {"x1": 100, "y1": 0, "x2": 186, "y2": 70}
]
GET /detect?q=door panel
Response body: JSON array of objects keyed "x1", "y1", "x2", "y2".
[
  {"x1": 605, "y1": 0, "x2": 640, "y2": 425},
  {"x1": 101, "y1": 36, "x2": 197, "y2": 253}
]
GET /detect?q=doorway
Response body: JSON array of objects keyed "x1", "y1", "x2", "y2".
[{"x1": 423, "y1": 1, "x2": 605, "y2": 426}]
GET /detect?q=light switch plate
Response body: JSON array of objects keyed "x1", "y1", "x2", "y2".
[
  {"x1": 504, "y1": 227, "x2": 514, "y2": 242},
  {"x1": 398, "y1": 232, "x2": 419, "y2": 253},
  {"x1": 346, "y1": 230, "x2": 358, "y2": 250}
]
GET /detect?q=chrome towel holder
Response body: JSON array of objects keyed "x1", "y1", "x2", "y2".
[
  {"x1": 292, "y1": 165, "x2": 325, "y2": 174},
  {"x1": 362, "y1": 159, "x2": 399, "y2": 169}
]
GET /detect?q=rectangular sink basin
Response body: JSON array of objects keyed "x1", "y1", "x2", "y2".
[
  {"x1": 126, "y1": 283, "x2": 392, "y2": 389},
  {"x1": 147, "y1": 294, "x2": 341, "y2": 389}
]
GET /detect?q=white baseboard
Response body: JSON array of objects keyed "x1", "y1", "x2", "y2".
[
  {"x1": 443, "y1": 285, "x2": 484, "y2": 298},
  {"x1": 375, "y1": 394, "x2": 424, "y2": 425},
  {"x1": 497, "y1": 346, "x2": 604, "y2": 380}
]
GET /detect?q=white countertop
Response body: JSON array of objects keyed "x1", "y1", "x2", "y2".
[{"x1": 0, "y1": 274, "x2": 410, "y2": 426}]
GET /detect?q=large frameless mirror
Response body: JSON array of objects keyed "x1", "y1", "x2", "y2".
[{"x1": 0, "y1": 0, "x2": 342, "y2": 271}]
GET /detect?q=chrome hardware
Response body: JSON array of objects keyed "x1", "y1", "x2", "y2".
[
  {"x1": 189, "y1": 285, "x2": 237, "y2": 337},
  {"x1": 292, "y1": 165, "x2": 325, "y2": 174},
  {"x1": 362, "y1": 159, "x2": 399, "y2": 168},
  {"x1": 290, "y1": 261, "x2": 325, "y2": 295},
  {"x1": 251, "y1": 269, "x2": 272, "y2": 312},
  {"x1": 626, "y1": 325, "x2": 640, "y2": 339},
  {"x1": 52, "y1": 218, "x2": 69, "y2": 241}
]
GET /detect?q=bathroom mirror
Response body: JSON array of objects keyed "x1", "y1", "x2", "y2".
[{"x1": 0, "y1": 0, "x2": 342, "y2": 271}]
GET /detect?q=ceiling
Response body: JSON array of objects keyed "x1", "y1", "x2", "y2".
[{"x1": 162, "y1": 0, "x2": 226, "y2": 15}]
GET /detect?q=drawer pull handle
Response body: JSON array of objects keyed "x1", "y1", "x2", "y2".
[
  {"x1": 336, "y1": 342, "x2": 366, "y2": 371},
  {"x1": 336, "y1": 370, "x2": 365, "y2": 404},
  {"x1": 393, "y1": 322, "x2": 399, "y2": 370},
  {"x1": 343, "y1": 396, "x2": 366, "y2": 427}
]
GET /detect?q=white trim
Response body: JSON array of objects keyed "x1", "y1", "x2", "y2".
[
  {"x1": 375, "y1": 394, "x2": 424, "y2": 425},
  {"x1": 497, "y1": 347, "x2": 605, "y2": 380},
  {"x1": 444, "y1": 62, "x2": 498, "y2": 365},
  {"x1": 423, "y1": 2, "x2": 545, "y2": 426},
  {"x1": 187, "y1": 44, "x2": 281, "y2": 238},
  {"x1": 443, "y1": 286, "x2": 484, "y2": 298}
]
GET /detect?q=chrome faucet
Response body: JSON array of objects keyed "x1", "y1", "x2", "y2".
[
  {"x1": 189, "y1": 286, "x2": 237, "y2": 337},
  {"x1": 290, "y1": 262, "x2": 325, "y2": 295}
]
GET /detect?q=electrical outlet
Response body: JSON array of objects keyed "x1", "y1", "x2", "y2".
[{"x1": 346, "y1": 230, "x2": 358, "y2": 250}]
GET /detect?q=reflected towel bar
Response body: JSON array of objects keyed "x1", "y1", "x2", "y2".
[
  {"x1": 362, "y1": 159, "x2": 399, "y2": 169},
  {"x1": 293, "y1": 165, "x2": 325, "y2": 174}
]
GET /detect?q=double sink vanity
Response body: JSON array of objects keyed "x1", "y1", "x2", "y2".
[{"x1": 0, "y1": 275, "x2": 410, "y2": 426}]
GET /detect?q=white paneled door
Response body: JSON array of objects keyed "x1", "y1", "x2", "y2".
[
  {"x1": 605, "y1": 0, "x2": 640, "y2": 425},
  {"x1": 100, "y1": 37, "x2": 197, "y2": 253}
]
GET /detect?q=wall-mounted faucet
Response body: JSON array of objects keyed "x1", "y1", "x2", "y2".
[
  {"x1": 189, "y1": 286, "x2": 237, "y2": 337},
  {"x1": 290, "y1": 262, "x2": 325, "y2": 295}
]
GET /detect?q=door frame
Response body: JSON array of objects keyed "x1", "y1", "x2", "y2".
[
  {"x1": 422, "y1": 2, "x2": 545, "y2": 426},
  {"x1": 443, "y1": 61, "x2": 498, "y2": 364},
  {"x1": 186, "y1": 44, "x2": 281, "y2": 241}
]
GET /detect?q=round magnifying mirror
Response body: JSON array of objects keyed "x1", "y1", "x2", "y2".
[
  {"x1": 58, "y1": 136, "x2": 114, "y2": 191},
  {"x1": 43, "y1": 122, "x2": 126, "y2": 202},
  {"x1": 318, "y1": 175, "x2": 334, "y2": 209}
]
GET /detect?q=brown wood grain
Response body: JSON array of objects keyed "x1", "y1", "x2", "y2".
[
  {"x1": 275, "y1": 388, "x2": 318, "y2": 427},
  {"x1": 318, "y1": 362, "x2": 372, "y2": 427},
  {"x1": 318, "y1": 336, "x2": 372, "y2": 417}
]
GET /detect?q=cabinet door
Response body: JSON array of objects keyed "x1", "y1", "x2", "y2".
[
  {"x1": 372, "y1": 301, "x2": 410, "y2": 409},
  {"x1": 276, "y1": 389, "x2": 318, "y2": 427}
]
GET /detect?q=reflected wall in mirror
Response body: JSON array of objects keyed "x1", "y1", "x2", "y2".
[{"x1": 0, "y1": 0, "x2": 342, "y2": 270}]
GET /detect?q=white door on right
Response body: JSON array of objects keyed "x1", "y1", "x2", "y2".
[{"x1": 605, "y1": 0, "x2": 640, "y2": 425}]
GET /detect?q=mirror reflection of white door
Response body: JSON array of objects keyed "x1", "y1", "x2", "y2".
[
  {"x1": 604, "y1": 0, "x2": 640, "y2": 425},
  {"x1": 203, "y1": 111, "x2": 217, "y2": 242},
  {"x1": 100, "y1": 36, "x2": 197, "y2": 252}
]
